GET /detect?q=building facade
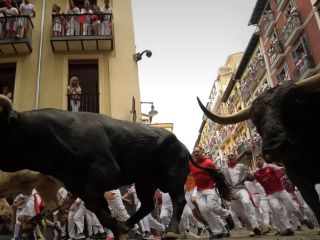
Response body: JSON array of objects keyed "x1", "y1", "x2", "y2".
[
  {"x1": 0, "y1": 0, "x2": 141, "y2": 121},
  {"x1": 197, "y1": 0, "x2": 320, "y2": 168}
]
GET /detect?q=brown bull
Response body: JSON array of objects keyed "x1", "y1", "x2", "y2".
[
  {"x1": 0, "y1": 170, "x2": 63, "y2": 211},
  {"x1": 198, "y1": 73, "x2": 320, "y2": 224}
]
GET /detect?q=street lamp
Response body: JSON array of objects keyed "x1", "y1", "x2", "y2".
[
  {"x1": 141, "y1": 101, "x2": 158, "y2": 123},
  {"x1": 134, "y1": 50, "x2": 152, "y2": 62}
]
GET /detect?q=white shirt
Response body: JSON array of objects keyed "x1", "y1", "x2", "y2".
[
  {"x1": 20, "y1": 2, "x2": 35, "y2": 17},
  {"x1": 228, "y1": 165, "x2": 241, "y2": 185},
  {"x1": 1, "y1": 7, "x2": 19, "y2": 16},
  {"x1": 161, "y1": 192, "x2": 172, "y2": 209}
]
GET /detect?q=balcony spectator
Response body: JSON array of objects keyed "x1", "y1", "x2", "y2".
[
  {"x1": 101, "y1": 0, "x2": 113, "y2": 35},
  {"x1": 80, "y1": 0, "x2": 92, "y2": 36},
  {"x1": 66, "y1": 0, "x2": 80, "y2": 36},
  {"x1": 0, "y1": 86, "x2": 13, "y2": 100},
  {"x1": 52, "y1": 4, "x2": 63, "y2": 36},
  {"x1": 0, "y1": 12, "x2": 4, "y2": 39},
  {"x1": 68, "y1": 76, "x2": 81, "y2": 112},
  {"x1": 91, "y1": 5, "x2": 101, "y2": 35},
  {"x1": 16, "y1": 0, "x2": 35, "y2": 38},
  {"x1": 0, "y1": 0, "x2": 19, "y2": 39}
]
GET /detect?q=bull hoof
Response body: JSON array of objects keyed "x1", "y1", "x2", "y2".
[
  {"x1": 161, "y1": 232, "x2": 178, "y2": 240},
  {"x1": 117, "y1": 220, "x2": 130, "y2": 233},
  {"x1": 119, "y1": 233, "x2": 129, "y2": 240}
]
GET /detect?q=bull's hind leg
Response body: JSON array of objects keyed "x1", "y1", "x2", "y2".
[{"x1": 125, "y1": 183, "x2": 156, "y2": 229}]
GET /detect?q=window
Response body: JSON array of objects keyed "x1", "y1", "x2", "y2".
[{"x1": 0, "y1": 63, "x2": 16, "y2": 101}]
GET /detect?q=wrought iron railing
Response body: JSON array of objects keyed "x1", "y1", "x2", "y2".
[
  {"x1": 282, "y1": 12, "x2": 301, "y2": 41},
  {"x1": 0, "y1": 15, "x2": 33, "y2": 40},
  {"x1": 67, "y1": 93, "x2": 99, "y2": 113},
  {"x1": 51, "y1": 13, "x2": 112, "y2": 37}
]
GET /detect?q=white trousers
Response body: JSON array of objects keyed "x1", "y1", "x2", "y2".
[
  {"x1": 231, "y1": 189, "x2": 259, "y2": 229},
  {"x1": 68, "y1": 205, "x2": 86, "y2": 237},
  {"x1": 86, "y1": 210, "x2": 105, "y2": 236},
  {"x1": 196, "y1": 189, "x2": 229, "y2": 235},
  {"x1": 267, "y1": 190, "x2": 293, "y2": 232}
]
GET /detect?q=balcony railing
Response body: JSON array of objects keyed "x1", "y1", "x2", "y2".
[
  {"x1": 268, "y1": 40, "x2": 285, "y2": 69},
  {"x1": 282, "y1": 11, "x2": 303, "y2": 46},
  {"x1": 67, "y1": 93, "x2": 99, "y2": 113},
  {"x1": 294, "y1": 55, "x2": 315, "y2": 80},
  {"x1": 50, "y1": 13, "x2": 113, "y2": 52},
  {"x1": 276, "y1": 0, "x2": 288, "y2": 11},
  {"x1": 263, "y1": 11, "x2": 275, "y2": 37},
  {"x1": 0, "y1": 15, "x2": 33, "y2": 54}
]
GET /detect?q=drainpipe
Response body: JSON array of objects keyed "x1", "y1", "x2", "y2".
[{"x1": 35, "y1": 0, "x2": 46, "y2": 109}]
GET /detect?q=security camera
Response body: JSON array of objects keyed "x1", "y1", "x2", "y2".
[{"x1": 146, "y1": 50, "x2": 152, "y2": 58}]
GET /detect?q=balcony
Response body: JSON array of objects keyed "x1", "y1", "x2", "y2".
[
  {"x1": 67, "y1": 93, "x2": 99, "y2": 113},
  {"x1": 282, "y1": 12, "x2": 303, "y2": 47},
  {"x1": 253, "y1": 59, "x2": 266, "y2": 81},
  {"x1": 50, "y1": 13, "x2": 113, "y2": 52},
  {"x1": 276, "y1": 0, "x2": 288, "y2": 12},
  {"x1": 268, "y1": 40, "x2": 285, "y2": 69},
  {"x1": 0, "y1": 16, "x2": 33, "y2": 55},
  {"x1": 263, "y1": 11, "x2": 275, "y2": 37},
  {"x1": 294, "y1": 55, "x2": 316, "y2": 81}
]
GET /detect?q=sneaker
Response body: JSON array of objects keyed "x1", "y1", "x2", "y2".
[
  {"x1": 91, "y1": 232, "x2": 108, "y2": 239},
  {"x1": 142, "y1": 232, "x2": 155, "y2": 240},
  {"x1": 223, "y1": 232, "x2": 231, "y2": 237},
  {"x1": 253, "y1": 227, "x2": 262, "y2": 236},
  {"x1": 14, "y1": 34, "x2": 20, "y2": 39},
  {"x1": 302, "y1": 219, "x2": 315, "y2": 229},
  {"x1": 209, "y1": 232, "x2": 223, "y2": 239},
  {"x1": 72, "y1": 233, "x2": 85, "y2": 239},
  {"x1": 280, "y1": 228, "x2": 294, "y2": 236},
  {"x1": 197, "y1": 227, "x2": 206, "y2": 236}
]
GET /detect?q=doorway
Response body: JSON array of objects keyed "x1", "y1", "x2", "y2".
[{"x1": 68, "y1": 59, "x2": 99, "y2": 113}]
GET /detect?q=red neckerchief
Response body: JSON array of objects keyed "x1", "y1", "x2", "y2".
[{"x1": 227, "y1": 161, "x2": 237, "y2": 168}]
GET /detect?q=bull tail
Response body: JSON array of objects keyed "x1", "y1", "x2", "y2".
[{"x1": 188, "y1": 155, "x2": 231, "y2": 201}]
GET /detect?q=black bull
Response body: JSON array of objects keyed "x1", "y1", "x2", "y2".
[
  {"x1": 198, "y1": 74, "x2": 320, "y2": 224},
  {"x1": 0, "y1": 96, "x2": 230, "y2": 239}
]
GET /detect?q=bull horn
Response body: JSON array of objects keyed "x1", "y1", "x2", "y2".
[
  {"x1": 0, "y1": 95, "x2": 13, "y2": 113},
  {"x1": 197, "y1": 97, "x2": 251, "y2": 125},
  {"x1": 295, "y1": 73, "x2": 320, "y2": 92}
]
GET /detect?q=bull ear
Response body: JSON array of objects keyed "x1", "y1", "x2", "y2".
[{"x1": 0, "y1": 95, "x2": 13, "y2": 122}]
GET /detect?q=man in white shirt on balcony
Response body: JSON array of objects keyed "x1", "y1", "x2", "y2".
[
  {"x1": 17, "y1": 0, "x2": 35, "y2": 38},
  {"x1": 101, "y1": 0, "x2": 113, "y2": 35},
  {"x1": 66, "y1": 0, "x2": 80, "y2": 36}
]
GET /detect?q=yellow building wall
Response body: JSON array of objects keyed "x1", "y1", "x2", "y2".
[{"x1": 3, "y1": 0, "x2": 141, "y2": 122}]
